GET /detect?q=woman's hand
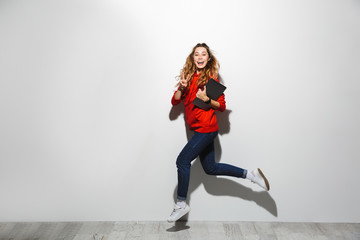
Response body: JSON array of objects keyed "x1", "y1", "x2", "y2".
[
  {"x1": 196, "y1": 86, "x2": 210, "y2": 102},
  {"x1": 174, "y1": 72, "x2": 190, "y2": 101},
  {"x1": 179, "y1": 72, "x2": 190, "y2": 91}
]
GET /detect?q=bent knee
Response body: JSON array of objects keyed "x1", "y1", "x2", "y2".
[{"x1": 203, "y1": 166, "x2": 218, "y2": 175}]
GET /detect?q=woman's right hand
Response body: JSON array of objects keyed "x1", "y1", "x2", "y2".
[
  {"x1": 179, "y1": 72, "x2": 190, "y2": 90},
  {"x1": 174, "y1": 72, "x2": 189, "y2": 101}
]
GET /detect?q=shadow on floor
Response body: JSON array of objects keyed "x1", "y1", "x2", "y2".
[{"x1": 166, "y1": 221, "x2": 190, "y2": 232}]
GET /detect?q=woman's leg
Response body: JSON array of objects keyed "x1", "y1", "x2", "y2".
[
  {"x1": 199, "y1": 135, "x2": 247, "y2": 178},
  {"x1": 199, "y1": 134, "x2": 270, "y2": 191},
  {"x1": 169, "y1": 131, "x2": 270, "y2": 222},
  {"x1": 176, "y1": 131, "x2": 217, "y2": 200}
]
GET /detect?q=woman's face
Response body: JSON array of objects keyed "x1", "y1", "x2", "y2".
[{"x1": 193, "y1": 47, "x2": 210, "y2": 70}]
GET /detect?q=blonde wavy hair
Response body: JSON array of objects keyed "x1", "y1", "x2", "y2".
[{"x1": 177, "y1": 43, "x2": 220, "y2": 89}]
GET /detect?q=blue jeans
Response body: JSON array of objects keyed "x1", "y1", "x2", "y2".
[{"x1": 176, "y1": 131, "x2": 247, "y2": 200}]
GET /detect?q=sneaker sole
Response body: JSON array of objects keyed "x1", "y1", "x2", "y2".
[{"x1": 257, "y1": 168, "x2": 270, "y2": 191}]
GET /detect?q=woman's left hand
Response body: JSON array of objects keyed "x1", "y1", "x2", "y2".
[{"x1": 196, "y1": 86, "x2": 210, "y2": 102}]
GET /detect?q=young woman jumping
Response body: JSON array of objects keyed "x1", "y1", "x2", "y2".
[{"x1": 168, "y1": 43, "x2": 270, "y2": 222}]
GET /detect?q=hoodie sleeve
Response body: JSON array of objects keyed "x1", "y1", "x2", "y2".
[
  {"x1": 215, "y1": 93, "x2": 226, "y2": 112},
  {"x1": 213, "y1": 78, "x2": 226, "y2": 112},
  {"x1": 171, "y1": 88, "x2": 184, "y2": 106}
]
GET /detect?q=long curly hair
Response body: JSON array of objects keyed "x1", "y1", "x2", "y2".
[{"x1": 177, "y1": 43, "x2": 220, "y2": 89}]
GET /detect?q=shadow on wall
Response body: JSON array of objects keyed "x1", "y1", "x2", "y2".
[{"x1": 168, "y1": 103, "x2": 278, "y2": 223}]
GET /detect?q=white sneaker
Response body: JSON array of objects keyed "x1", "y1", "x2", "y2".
[
  {"x1": 167, "y1": 204, "x2": 191, "y2": 222},
  {"x1": 251, "y1": 168, "x2": 270, "y2": 191}
]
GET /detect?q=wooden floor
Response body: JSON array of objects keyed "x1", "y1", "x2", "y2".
[{"x1": 0, "y1": 221, "x2": 359, "y2": 240}]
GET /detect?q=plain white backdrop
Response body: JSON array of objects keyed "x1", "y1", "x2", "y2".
[{"x1": 0, "y1": 0, "x2": 359, "y2": 222}]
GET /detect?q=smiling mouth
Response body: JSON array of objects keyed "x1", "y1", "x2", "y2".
[{"x1": 197, "y1": 62, "x2": 204, "y2": 66}]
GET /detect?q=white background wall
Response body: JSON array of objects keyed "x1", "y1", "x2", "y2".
[{"x1": 0, "y1": 0, "x2": 359, "y2": 222}]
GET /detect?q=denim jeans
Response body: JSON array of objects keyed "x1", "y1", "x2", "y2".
[{"x1": 176, "y1": 131, "x2": 247, "y2": 200}]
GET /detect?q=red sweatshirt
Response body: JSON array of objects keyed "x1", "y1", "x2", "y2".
[{"x1": 171, "y1": 72, "x2": 226, "y2": 133}]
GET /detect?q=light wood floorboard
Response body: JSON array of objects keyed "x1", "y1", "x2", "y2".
[{"x1": 0, "y1": 221, "x2": 359, "y2": 240}]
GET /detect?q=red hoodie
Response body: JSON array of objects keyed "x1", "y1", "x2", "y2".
[{"x1": 171, "y1": 72, "x2": 226, "y2": 133}]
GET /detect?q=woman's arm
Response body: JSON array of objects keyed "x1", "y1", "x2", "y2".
[
  {"x1": 173, "y1": 86, "x2": 185, "y2": 101},
  {"x1": 208, "y1": 98, "x2": 221, "y2": 110},
  {"x1": 196, "y1": 86, "x2": 226, "y2": 112}
]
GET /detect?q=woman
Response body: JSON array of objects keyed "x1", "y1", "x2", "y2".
[{"x1": 168, "y1": 43, "x2": 270, "y2": 222}]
